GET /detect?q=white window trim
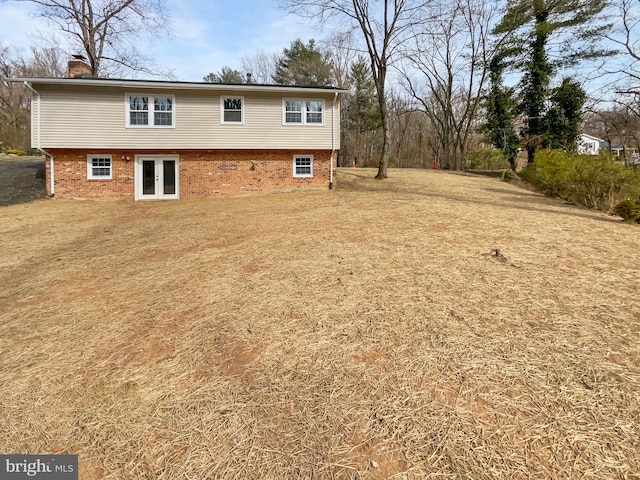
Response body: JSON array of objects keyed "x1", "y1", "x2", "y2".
[
  {"x1": 87, "y1": 154, "x2": 112, "y2": 180},
  {"x1": 220, "y1": 96, "x2": 245, "y2": 124},
  {"x1": 283, "y1": 99, "x2": 325, "y2": 126},
  {"x1": 125, "y1": 93, "x2": 176, "y2": 128},
  {"x1": 293, "y1": 155, "x2": 314, "y2": 178}
]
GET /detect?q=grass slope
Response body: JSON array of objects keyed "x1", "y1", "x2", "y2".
[{"x1": 1, "y1": 168, "x2": 638, "y2": 479}]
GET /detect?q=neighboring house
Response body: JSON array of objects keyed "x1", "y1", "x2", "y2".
[
  {"x1": 9, "y1": 59, "x2": 345, "y2": 200},
  {"x1": 577, "y1": 133, "x2": 604, "y2": 155},
  {"x1": 609, "y1": 143, "x2": 638, "y2": 158}
]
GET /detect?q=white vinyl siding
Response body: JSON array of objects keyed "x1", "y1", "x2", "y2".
[{"x1": 36, "y1": 86, "x2": 339, "y2": 149}]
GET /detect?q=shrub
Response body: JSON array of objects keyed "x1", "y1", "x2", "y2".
[
  {"x1": 519, "y1": 149, "x2": 573, "y2": 198},
  {"x1": 501, "y1": 169, "x2": 516, "y2": 181},
  {"x1": 467, "y1": 148, "x2": 512, "y2": 170},
  {"x1": 4, "y1": 149, "x2": 26, "y2": 156},
  {"x1": 622, "y1": 168, "x2": 640, "y2": 198},
  {"x1": 569, "y1": 155, "x2": 630, "y2": 211},
  {"x1": 612, "y1": 199, "x2": 640, "y2": 223},
  {"x1": 520, "y1": 149, "x2": 640, "y2": 213}
]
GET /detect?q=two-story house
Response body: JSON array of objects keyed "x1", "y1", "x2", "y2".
[{"x1": 10, "y1": 59, "x2": 345, "y2": 200}]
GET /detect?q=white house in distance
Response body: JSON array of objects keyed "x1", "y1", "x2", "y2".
[
  {"x1": 577, "y1": 133, "x2": 604, "y2": 155},
  {"x1": 9, "y1": 58, "x2": 346, "y2": 200}
]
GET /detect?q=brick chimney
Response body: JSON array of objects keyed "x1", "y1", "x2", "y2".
[{"x1": 68, "y1": 55, "x2": 92, "y2": 78}]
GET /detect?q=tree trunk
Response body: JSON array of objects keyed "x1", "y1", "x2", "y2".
[{"x1": 376, "y1": 93, "x2": 390, "y2": 179}]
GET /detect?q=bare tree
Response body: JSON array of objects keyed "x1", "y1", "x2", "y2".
[
  {"x1": 240, "y1": 50, "x2": 279, "y2": 85},
  {"x1": 322, "y1": 30, "x2": 358, "y2": 89},
  {"x1": 0, "y1": 46, "x2": 65, "y2": 149},
  {"x1": 402, "y1": 0, "x2": 501, "y2": 170},
  {"x1": 15, "y1": 45, "x2": 66, "y2": 77},
  {"x1": 606, "y1": 0, "x2": 640, "y2": 96},
  {"x1": 386, "y1": 89, "x2": 428, "y2": 168},
  {"x1": 281, "y1": 0, "x2": 429, "y2": 179},
  {"x1": 1, "y1": 0, "x2": 171, "y2": 77},
  {"x1": 585, "y1": 100, "x2": 640, "y2": 162}
]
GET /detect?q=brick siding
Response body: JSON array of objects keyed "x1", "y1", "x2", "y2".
[
  {"x1": 44, "y1": 149, "x2": 336, "y2": 200},
  {"x1": 67, "y1": 59, "x2": 92, "y2": 78}
]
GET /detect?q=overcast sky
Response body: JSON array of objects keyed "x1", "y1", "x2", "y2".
[{"x1": 0, "y1": 0, "x2": 323, "y2": 81}]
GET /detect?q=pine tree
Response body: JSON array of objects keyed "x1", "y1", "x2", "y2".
[
  {"x1": 272, "y1": 39, "x2": 334, "y2": 87},
  {"x1": 545, "y1": 78, "x2": 587, "y2": 150},
  {"x1": 485, "y1": 54, "x2": 520, "y2": 169},
  {"x1": 348, "y1": 58, "x2": 381, "y2": 133},
  {"x1": 203, "y1": 67, "x2": 245, "y2": 84},
  {"x1": 494, "y1": 0, "x2": 609, "y2": 162}
]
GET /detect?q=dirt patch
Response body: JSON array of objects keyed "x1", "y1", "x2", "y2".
[
  {"x1": 0, "y1": 168, "x2": 638, "y2": 479},
  {"x1": 0, "y1": 155, "x2": 47, "y2": 206}
]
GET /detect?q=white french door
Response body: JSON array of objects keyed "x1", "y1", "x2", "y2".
[{"x1": 135, "y1": 155, "x2": 179, "y2": 200}]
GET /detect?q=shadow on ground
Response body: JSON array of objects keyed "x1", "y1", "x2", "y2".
[{"x1": 0, "y1": 157, "x2": 47, "y2": 206}]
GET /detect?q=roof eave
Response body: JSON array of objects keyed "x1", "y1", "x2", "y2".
[{"x1": 5, "y1": 77, "x2": 348, "y2": 94}]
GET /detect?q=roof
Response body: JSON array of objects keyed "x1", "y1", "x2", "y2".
[
  {"x1": 5, "y1": 77, "x2": 348, "y2": 95},
  {"x1": 579, "y1": 133, "x2": 605, "y2": 143}
]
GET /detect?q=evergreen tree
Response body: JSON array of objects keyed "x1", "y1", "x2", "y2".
[
  {"x1": 494, "y1": 0, "x2": 609, "y2": 162},
  {"x1": 347, "y1": 58, "x2": 381, "y2": 133},
  {"x1": 272, "y1": 39, "x2": 334, "y2": 87},
  {"x1": 203, "y1": 67, "x2": 245, "y2": 84},
  {"x1": 485, "y1": 53, "x2": 520, "y2": 169},
  {"x1": 545, "y1": 78, "x2": 586, "y2": 150}
]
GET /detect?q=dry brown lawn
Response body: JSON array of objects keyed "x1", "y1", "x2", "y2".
[{"x1": 1, "y1": 168, "x2": 639, "y2": 479}]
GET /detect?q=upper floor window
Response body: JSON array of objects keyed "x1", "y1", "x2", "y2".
[
  {"x1": 127, "y1": 94, "x2": 174, "y2": 127},
  {"x1": 306, "y1": 100, "x2": 323, "y2": 124},
  {"x1": 221, "y1": 96, "x2": 244, "y2": 124},
  {"x1": 284, "y1": 100, "x2": 303, "y2": 124},
  {"x1": 284, "y1": 99, "x2": 324, "y2": 125}
]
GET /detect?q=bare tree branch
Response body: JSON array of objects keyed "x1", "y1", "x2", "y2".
[
  {"x1": 1, "y1": 0, "x2": 172, "y2": 77},
  {"x1": 281, "y1": 0, "x2": 431, "y2": 179},
  {"x1": 401, "y1": 0, "x2": 502, "y2": 170}
]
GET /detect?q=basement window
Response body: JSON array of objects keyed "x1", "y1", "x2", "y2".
[
  {"x1": 87, "y1": 154, "x2": 112, "y2": 180},
  {"x1": 293, "y1": 155, "x2": 313, "y2": 178}
]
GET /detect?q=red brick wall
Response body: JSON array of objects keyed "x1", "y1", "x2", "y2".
[
  {"x1": 45, "y1": 149, "x2": 337, "y2": 200},
  {"x1": 67, "y1": 59, "x2": 92, "y2": 78}
]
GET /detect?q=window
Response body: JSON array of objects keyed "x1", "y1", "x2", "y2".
[
  {"x1": 284, "y1": 100, "x2": 303, "y2": 124},
  {"x1": 126, "y1": 94, "x2": 174, "y2": 127},
  {"x1": 154, "y1": 97, "x2": 173, "y2": 126},
  {"x1": 129, "y1": 96, "x2": 148, "y2": 125},
  {"x1": 284, "y1": 99, "x2": 324, "y2": 125},
  {"x1": 87, "y1": 155, "x2": 112, "y2": 180},
  {"x1": 221, "y1": 96, "x2": 244, "y2": 123},
  {"x1": 293, "y1": 155, "x2": 313, "y2": 178},
  {"x1": 306, "y1": 100, "x2": 323, "y2": 124},
  {"x1": 283, "y1": 99, "x2": 324, "y2": 125}
]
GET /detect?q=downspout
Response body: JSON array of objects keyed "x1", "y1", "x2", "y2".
[
  {"x1": 41, "y1": 148, "x2": 55, "y2": 197},
  {"x1": 23, "y1": 81, "x2": 54, "y2": 196},
  {"x1": 330, "y1": 91, "x2": 338, "y2": 189}
]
